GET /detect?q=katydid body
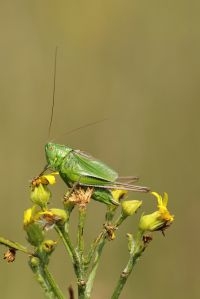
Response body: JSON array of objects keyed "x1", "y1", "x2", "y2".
[{"x1": 45, "y1": 142, "x2": 149, "y2": 205}]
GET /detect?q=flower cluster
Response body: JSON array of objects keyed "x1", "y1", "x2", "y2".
[{"x1": 20, "y1": 171, "x2": 175, "y2": 299}]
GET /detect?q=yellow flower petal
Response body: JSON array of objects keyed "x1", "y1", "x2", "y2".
[
  {"x1": 43, "y1": 173, "x2": 57, "y2": 185},
  {"x1": 23, "y1": 206, "x2": 38, "y2": 226},
  {"x1": 112, "y1": 189, "x2": 127, "y2": 202},
  {"x1": 151, "y1": 191, "x2": 162, "y2": 206},
  {"x1": 162, "y1": 192, "x2": 168, "y2": 206}
]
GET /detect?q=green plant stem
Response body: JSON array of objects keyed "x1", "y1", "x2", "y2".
[
  {"x1": 111, "y1": 231, "x2": 145, "y2": 299},
  {"x1": 114, "y1": 214, "x2": 127, "y2": 227},
  {"x1": 77, "y1": 207, "x2": 86, "y2": 260},
  {"x1": 29, "y1": 258, "x2": 65, "y2": 299},
  {"x1": 29, "y1": 259, "x2": 54, "y2": 299},
  {"x1": 81, "y1": 205, "x2": 118, "y2": 298},
  {"x1": 85, "y1": 231, "x2": 104, "y2": 267},
  {"x1": 0, "y1": 236, "x2": 32, "y2": 254},
  {"x1": 86, "y1": 203, "x2": 117, "y2": 268},
  {"x1": 77, "y1": 206, "x2": 87, "y2": 298},
  {"x1": 84, "y1": 232, "x2": 106, "y2": 299},
  {"x1": 105, "y1": 207, "x2": 116, "y2": 223},
  {"x1": 44, "y1": 265, "x2": 65, "y2": 299},
  {"x1": 54, "y1": 225, "x2": 80, "y2": 277}
]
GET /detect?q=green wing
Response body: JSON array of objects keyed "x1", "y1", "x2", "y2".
[{"x1": 60, "y1": 150, "x2": 118, "y2": 184}]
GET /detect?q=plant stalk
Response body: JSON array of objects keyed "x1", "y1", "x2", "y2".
[
  {"x1": 111, "y1": 231, "x2": 145, "y2": 299},
  {"x1": 44, "y1": 265, "x2": 66, "y2": 299}
]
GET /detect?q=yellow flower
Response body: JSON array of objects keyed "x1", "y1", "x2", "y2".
[
  {"x1": 23, "y1": 206, "x2": 39, "y2": 226},
  {"x1": 31, "y1": 173, "x2": 57, "y2": 188},
  {"x1": 139, "y1": 192, "x2": 174, "y2": 233},
  {"x1": 42, "y1": 173, "x2": 58, "y2": 185},
  {"x1": 152, "y1": 192, "x2": 174, "y2": 224},
  {"x1": 23, "y1": 207, "x2": 44, "y2": 246},
  {"x1": 30, "y1": 173, "x2": 58, "y2": 208}
]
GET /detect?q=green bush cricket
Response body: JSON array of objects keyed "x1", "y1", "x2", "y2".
[
  {"x1": 44, "y1": 142, "x2": 149, "y2": 205},
  {"x1": 39, "y1": 48, "x2": 149, "y2": 205}
]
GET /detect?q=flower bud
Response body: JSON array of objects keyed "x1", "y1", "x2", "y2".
[
  {"x1": 29, "y1": 256, "x2": 40, "y2": 268},
  {"x1": 30, "y1": 184, "x2": 51, "y2": 208},
  {"x1": 139, "y1": 211, "x2": 162, "y2": 232},
  {"x1": 41, "y1": 240, "x2": 57, "y2": 254},
  {"x1": 121, "y1": 200, "x2": 142, "y2": 216},
  {"x1": 112, "y1": 190, "x2": 127, "y2": 203},
  {"x1": 35, "y1": 240, "x2": 57, "y2": 265},
  {"x1": 30, "y1": 174, "x2": 57, "y2": 208}
]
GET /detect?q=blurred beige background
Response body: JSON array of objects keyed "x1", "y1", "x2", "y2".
[{"x1": 0, "y1": 1, "x2": 199, "y2": 298}]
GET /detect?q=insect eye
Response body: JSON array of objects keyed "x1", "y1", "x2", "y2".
[{"x1": 48, "y1": 145, "x2": 54, "y2": 151}]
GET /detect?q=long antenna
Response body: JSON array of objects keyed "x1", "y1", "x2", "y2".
[
  {"x1": 48, "y1": 47, "x2": 58, "y2": 139},
  {"x1": 60, "y1": 118, "x2": 108, "y2": 137}
]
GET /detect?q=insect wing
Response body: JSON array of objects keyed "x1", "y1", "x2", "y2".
[
  {"x1": 63, "y1": 150, "x2": 118, "y2": 183},
  {"x1": 75, "y1": 150, "x2": 118, "y2": 181}
]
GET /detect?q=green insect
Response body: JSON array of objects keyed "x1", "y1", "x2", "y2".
[{"x1": 44, "y1": 142, "x2": 149, "y2": 205}]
